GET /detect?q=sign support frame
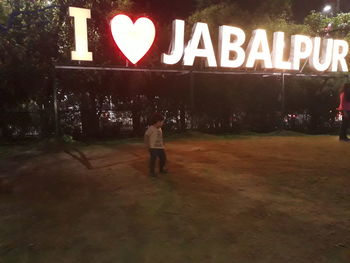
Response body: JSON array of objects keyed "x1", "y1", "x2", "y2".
[{"x1": 53, "y1": 65, "x2": 349, "y2": 135}]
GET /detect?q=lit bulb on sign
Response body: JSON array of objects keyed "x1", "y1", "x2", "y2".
[
  {"x1": 272, "y1": 32, "x2": 291, "y2": 70},
  {"x1": 183, "y1": 22, "x2": 217, "y2": 67},
  {"x1": 110, "y1": 14, "x2": 156, "y2": 65},
  {"x1": 69, "y1": 7, "x2": 93, "y2": 61},
  {"x1": 245, "y1": 29, "x2": 273, "y2": 69},
  {"x1": 331, "y1": 40, "x2": 349, "y2": 72},
  {"x1": 290, "y1": 35, "x2": 313, "y2": 70},
  {"x1": 218, "y1": 25, "x2": 246, "y2": 68},
  {"x1": 161, "y1": 20, "x2": 185, "y2": 65},
  {"x1": 310, "y1": 38, "x2": 333, "y2": 72}
]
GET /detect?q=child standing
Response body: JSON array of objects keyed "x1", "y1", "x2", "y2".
[
  {"x1": 144, "y1": 113, "x2": 167, "y2": 177},
  {"x1": 338, "y1": 83, "x2": 350, "y2": 142}
]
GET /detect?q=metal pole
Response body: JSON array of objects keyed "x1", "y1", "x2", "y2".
[
  {"x1": 281, "y1": 73, "x2": 285, "y2": 115},
  {"x1": 53, "y1": 74, "x2": 59, "y2": 136},
  {"x1": 281, "y1": 73, "x2": 286, "y2": 130},
  {"x1": 336, "y1": 0, "x2": 341, "y2": 13},
  {"x1": 55, "y1": 65, "x2": 345, "y2": 78},
  {"x1": 190, "y1": 71, "x2": 195, "y2": 130}
]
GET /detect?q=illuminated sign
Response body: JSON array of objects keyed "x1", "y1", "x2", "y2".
[
  {"x1": 111, "y1": 14, "x2": 155, "y2": 64},
  {"x1": 69, "y1": 7, "x2": 349, "y2": 72},
  {"x1": 69, "y1": 7, "x2": 93, "y2": 61}
]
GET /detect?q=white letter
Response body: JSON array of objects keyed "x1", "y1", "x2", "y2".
[
  {"x1": 290, "y1": 35, "x2": 313, "y2": 70},
  {"x1": 331, "y1": 40, "x2": 349, "y2": 72},
  {"x1": 183, "y1": 22, "x2": 217, "y2": 67},
  {"x1": 245, "y1": 29, "x2": 273, "y2": 69},
  {"x1": 218, "y1": 25, "x2": 246, "y2": 68},
  {"x1": 161, "y1": 20, "x2": 185, "y2": 65},
  {"x1": 272, "y1": 32, "x2": 291, "y2": 70},
  {"x1": 69, "y1": 7, "x2": 93, "y2": 61},
  {"x1": 309, "y1": 37, "x2": 333, "y2": 72}
]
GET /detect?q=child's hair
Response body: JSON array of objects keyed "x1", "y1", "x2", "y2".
[
  {"x1": 341, "y1": 83, "x2": 350, "y2": 102},
  {"x1": 149, "y1": 113, "x2": 165, "y2": 125}
]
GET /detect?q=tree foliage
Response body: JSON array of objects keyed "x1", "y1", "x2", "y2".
[{"x1": 0, "y1": 0, "x2": 348, "y2": 139}]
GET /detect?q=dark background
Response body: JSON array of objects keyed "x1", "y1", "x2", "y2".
[
  {"x1": 1, "y1": 0, "x2": 349, "y2": 140},
  {"x1": 135, "y1": 0, "x2": 350, "y2": 22}
]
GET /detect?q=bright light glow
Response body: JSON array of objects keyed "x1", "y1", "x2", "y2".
[
  {"x1": 331, "y1": 40, "x2": 349, "y2": 72},
  {"x1": 218, "y1": 25, "x2": 246, "y2": 68},
  {"x1": 272, "y1": 32, "x2": 292, "y2": 70},
  {"x1": 69, "y1": 7, "x2": 93, "y2": 61},
  {"x1": 161, "y1": 20, "x2": 185, "y2": 65},
  {"x1": 310, "y1": 37, "x2": 333, "y2": 71},
  {"x1": 245, "y1": 29, "x2": 273, "y2": 69},
  {"x1": 183, "y1": 22, "x2": 217, "y2": 67},
  {"x1": 323, "y1": 5, "x2": 332, "y2": 12},
  {"x1": 66, "y1": 11, "x2": 349, "y2": 72},
  {"x1": 290, "y1": 35, "x2": 313, "y2": 70},
  {"x1": 110, "y1": 14, "x2": 156, "y2": 64}
]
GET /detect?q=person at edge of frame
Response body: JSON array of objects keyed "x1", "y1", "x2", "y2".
[
  {"x1": 144, "y1": 113, "x2": 168, "y2": 177},
  {"x1": 337, "y1": 83, "x2": 350, "y2": 142}
]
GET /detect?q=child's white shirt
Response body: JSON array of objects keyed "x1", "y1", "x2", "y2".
[{"x1": 144, "y1": 126, "x2": 164, "y2": 149}]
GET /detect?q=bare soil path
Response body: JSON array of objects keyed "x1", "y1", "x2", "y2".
[{"x1": 1, "y1": 135, "x2": 350, "y2": 263}]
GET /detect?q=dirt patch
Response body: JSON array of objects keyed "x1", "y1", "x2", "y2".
[{"x1": 1, "y1": 136, "x2": 350, "y2": 263}]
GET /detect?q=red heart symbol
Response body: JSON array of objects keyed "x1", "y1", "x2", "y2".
[{"x1": 111, "y1": 14, "x2": 156, "y2": 64}]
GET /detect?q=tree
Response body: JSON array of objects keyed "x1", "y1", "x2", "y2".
[{"x1": 0, "y1": 0, "x2": 66, "y2": 138}]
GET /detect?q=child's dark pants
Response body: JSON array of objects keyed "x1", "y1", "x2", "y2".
[{"x1": 149, "y1": 148, "x2": 166, "y2": 174}]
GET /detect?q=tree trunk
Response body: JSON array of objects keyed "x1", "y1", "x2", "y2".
[
  {"x1": 81, "y1": 91, "x2": 100, "y2": 138},
  {"x1": 132, "y1": 110, "x2": 142, "y2": 136}
]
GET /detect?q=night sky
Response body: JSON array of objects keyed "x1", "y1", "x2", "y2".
[
  {"x1": 293, "y1": 0, "x2": 350, "y2": 21},
  {"x1": 135, "y1": 0, "x2": 350, "y2": 23}
]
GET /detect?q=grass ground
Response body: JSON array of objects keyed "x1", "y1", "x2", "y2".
[{"x1": 0, "y1": 133, "x2": 350, "y2": 263}]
